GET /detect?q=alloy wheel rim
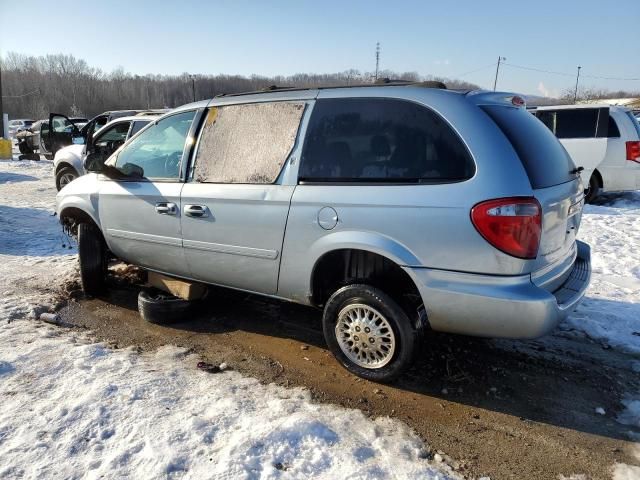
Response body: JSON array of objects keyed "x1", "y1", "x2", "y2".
[
  {"x1": 60, "y1": 173, "x2": 75, "y2": 187},
  {"x1": 335, "y1": 304, "x2": 396, "y2": 369}
]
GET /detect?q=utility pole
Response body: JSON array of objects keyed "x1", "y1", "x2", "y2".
[
  {"x1": 0, "y1": 57, "x2": 4, "y2": 138},
  {"x1": 573, "y1": 66, "x2": 581, "y2": 104},
  {"x1": 493, "y1": 56, "x2": 506, "y2": 91},
  {"x1": 375, "y1": 42, "x2": 380, "y2": 81},
  {"x1": 190, "y1": 74, "x2": 196, "y2": 103}
]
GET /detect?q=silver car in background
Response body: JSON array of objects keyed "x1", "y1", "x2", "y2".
[
  {"x1": 53, "y1": 115, "x2": 158, "y2": 190},
  {"x1": 57, "y1": 84, "x2": 591, "y2": 382},
  {"x1": 8, "y1": 118, "x2": 35, "y2": 138}
]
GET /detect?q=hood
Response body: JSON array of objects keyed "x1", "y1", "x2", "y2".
[{"x1": 55, "y1": 144, "x2": 84, "y2": 159}]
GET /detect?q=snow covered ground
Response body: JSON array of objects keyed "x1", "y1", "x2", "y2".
[
  {"x1": 0, "y1": 158, "x2": 639, "y2": 479},
  {"x1": 567, "y1": 192, "x2": 640, "y2": 354}
]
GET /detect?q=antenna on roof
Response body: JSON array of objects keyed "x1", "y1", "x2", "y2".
[{"x1": 375, "y1": 42, "x2": 381, "y2": 81}]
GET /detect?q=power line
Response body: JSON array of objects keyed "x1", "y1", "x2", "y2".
[
  {"x1": 1, "y1": 89, "x2": 40, "y2": 99},
  {"x1": 502, "y1": 62, "x2": 640, "y2": 81},
  {"x1": 454, "y1": 63, "x2": 497, "y2": 78}
]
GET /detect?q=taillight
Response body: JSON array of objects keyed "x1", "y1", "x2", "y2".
[
  {"x1": 471, "y1": 197, "x2": 542, "y2": 259},
  {"x1": 626, "y1": 141, "x2": 640, "y2": 163}
]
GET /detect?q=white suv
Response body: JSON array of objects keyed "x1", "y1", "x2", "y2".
[{"x1": 531, "y1": 104, "x2": 640, "y2": 202}]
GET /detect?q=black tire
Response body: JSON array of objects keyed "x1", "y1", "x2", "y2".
[
  {"x1": 18, "y1": 142, "x2": 32, "y2": 155},
  {"x1": 78, "y1": 223, "x2": 107, "y2": 296},
  {"x1": 322, "y1": 284, "x2": 418, "y2": 383},
  {"x1": 138, "y1": 289, "x2": 193, "y2": 325},
  {"x1": 584, "y1": 174, "x2": 600, "y2": 204},
  {"x1": 56, "y1": 166, "x2": 79, "y2": 191}
]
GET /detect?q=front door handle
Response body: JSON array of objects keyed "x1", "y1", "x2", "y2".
[
  {"x1": 184, "y1": 204, "x2": 209, "y2": 218},
  {"x1": 155, "y1": 202, "x2": 177, "y2": 215}
]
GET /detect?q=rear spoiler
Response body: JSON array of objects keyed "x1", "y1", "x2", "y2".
[{"x1": 466, "y1": 90, "x2": 527, "y2": 108}]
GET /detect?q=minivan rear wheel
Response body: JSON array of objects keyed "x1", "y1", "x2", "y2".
[{"x1": 322, "y1": 284, "x2": 417, "y2": 383}]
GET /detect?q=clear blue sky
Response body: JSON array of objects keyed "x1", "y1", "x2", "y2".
[{"x1": 1, "y1": 0, "x2": 639, "y2": 96}]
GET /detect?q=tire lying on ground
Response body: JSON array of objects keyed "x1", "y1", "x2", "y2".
[{"x1": 138, "y1": 289, "x2": 194, "y2": 325}]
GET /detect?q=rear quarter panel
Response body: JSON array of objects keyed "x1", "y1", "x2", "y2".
[{"x1": 277, "y1": 88, "x2": 538, "y2": 303}]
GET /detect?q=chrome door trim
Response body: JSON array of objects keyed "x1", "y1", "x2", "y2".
[
  {"x1": 183, "y1": 239, "x2": 279, "y2": 260},
  {"x1": 107, "y1": 229, "x2": 182, "y2": 247}
]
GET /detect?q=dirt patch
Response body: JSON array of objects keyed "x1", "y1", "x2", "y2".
[{"x1": 57, "y1": 269, "x2": 640, "y2": 480}]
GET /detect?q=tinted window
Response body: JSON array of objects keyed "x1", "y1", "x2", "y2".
[
  {"x1": 535, "y1": 109, "x2": 598, "y2": 139},
  {"x1": 92, "y1": 117, "x2": 108, "y2": 134},
  {"x1": 130, "y1": 120, "x2": 150, "y2": 136},
  {"x1": 299, "y1": 98, "x2": 474, "y2": 183},
  {"x1": 95, "y1": 122, "x2": 130, "y2": 145},
  {"x1": 114, "y1": 110, "x2": 196, "y2": 180},
  {"x1": 607, "y1": 116, "x2": 620, "y2": 137},
  {"x1": 483, "y1": 106, "x2": 576, "y2": 189},
  {"x1": 194, "y1": 102, "x2": 305, "y2": 184}
]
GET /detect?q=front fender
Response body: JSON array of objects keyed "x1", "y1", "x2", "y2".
[
  {"x1": 56, "y1": 173, "x2": 102, "y2": 228},
  {"x1": 53, "y1": 145, "x2": 85, "y2": 174}
]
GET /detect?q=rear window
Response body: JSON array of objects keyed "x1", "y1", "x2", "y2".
[
  {"x1": 482, "y1": 105, "x2": 576, "y2": 189},
  {"x1": 626, "y1": 111, "x2": 640, "y2": 138}
]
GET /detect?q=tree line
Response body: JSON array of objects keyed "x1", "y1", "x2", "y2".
[
  {"x1": 2, "y1": 52, "x2": 638, "y2": 120},
  {"x1": 1, "y1": 52, "x2": 481, "y2": 120}
]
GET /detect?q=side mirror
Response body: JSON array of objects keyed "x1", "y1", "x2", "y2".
[
  {"x1": 84, "y1": 152, "x2": 104, "y2": 173},
  {"x1": 120, "y1": 163, "x2": 144, "y2": 179}
]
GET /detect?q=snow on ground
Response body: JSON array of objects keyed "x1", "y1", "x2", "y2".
[
  {"x1": 1, "y1": 159, "x2": 640, "y2": 478},
  {"x1": 565, "y1": 191, "x2": 640, "y2": 354},
  {"x1": 0, "y1": 322, "x2": 454, "y2": 479},
  {"x1": 0, "y1": 161, "x2": 458, "y2": 478},
  {"x1": 0, "y1": 160, "x2": 76, "y2": 321}
]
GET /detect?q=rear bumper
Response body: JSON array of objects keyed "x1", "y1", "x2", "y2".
[{"x1": 405, "y1": 241, "x2": 591, "y2": 339}]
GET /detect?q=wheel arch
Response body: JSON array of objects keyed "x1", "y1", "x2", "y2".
[
  {"x1": 58, "y1": 202, "x2": 101, "y2": 236},
  {"x1": 55, "y1": 161, "x2": 79, "y2": 175},
  {"x1": 309, "y1": 244, "x2": 423, "y2": 313},
  {"x1": 592, "y1": 168, "x2": 603, "y2": 189}
]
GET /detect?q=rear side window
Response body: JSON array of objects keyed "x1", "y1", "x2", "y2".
[
  {"x1": 482, "y1": 105, "x2": 575, "y2": 189},
  {"x1": 607, "y1": 116, "x2": 620, "y2": 137},
  {"x1": 536, "y1": 109, "x2": 599, "y2": 138},
  {"x1": 130, "y1": 120, "x2": 149, "y2": 136},
  {"x1": 194, "y1": 102, "x2": 305, "y2": 184},
  {"x1": 299, "y1": 98, "x2": 474, "y2": 183}
]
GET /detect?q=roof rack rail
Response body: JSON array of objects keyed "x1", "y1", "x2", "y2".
[{"x1": 214, "y1": 80, "x2": 448, "y2": 98}]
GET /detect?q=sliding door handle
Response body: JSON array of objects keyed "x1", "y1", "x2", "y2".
[
  {"x1": 155, "y1": 202, "x2": 177, "y2": 215},
  {"x1": 184, "y1": 204, "x2": 209, "y2": 218}
]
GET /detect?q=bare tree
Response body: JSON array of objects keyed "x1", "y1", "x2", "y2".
[{"x1": 1, "y1": 52, "x2": 484, "y2": 119}]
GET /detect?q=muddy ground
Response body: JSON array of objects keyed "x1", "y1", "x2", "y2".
[{"x1": 56, "y1": 267, "x2": 640, "y2": 480}]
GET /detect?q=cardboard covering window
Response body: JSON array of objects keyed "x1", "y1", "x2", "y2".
[{"x1": 195, "y1": 102, "x2": 305, "y2": 184}]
